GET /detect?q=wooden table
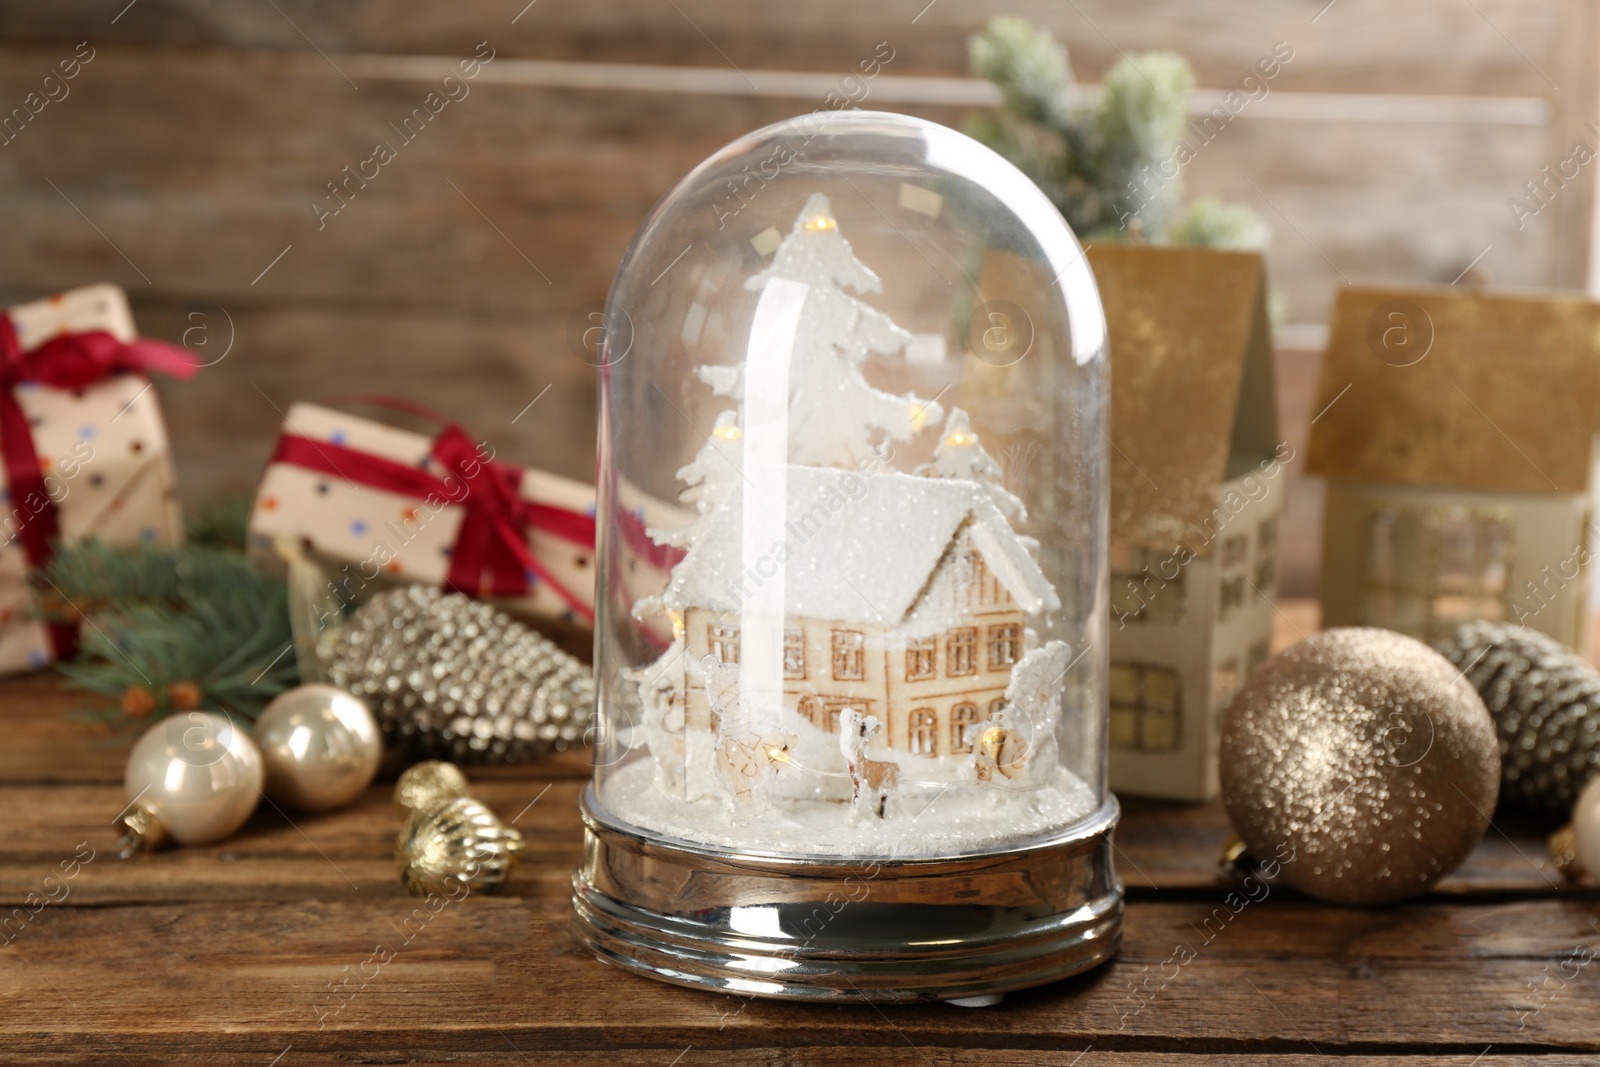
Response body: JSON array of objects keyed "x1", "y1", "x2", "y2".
[{"x1": 3, "y1": 604, "x2": 1597, "y2": 1065}]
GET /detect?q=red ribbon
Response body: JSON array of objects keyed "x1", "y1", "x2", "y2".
[
  {"x1": 268, "y1": 405, "x2": 595, "y2": 620},
  {"x1": 0, "y1": 314, "x2": 200, "y2": 658}
]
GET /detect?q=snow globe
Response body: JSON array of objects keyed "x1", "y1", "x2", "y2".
[{"x1": 574, "y1": 110, "x2": 1117, "y2": 1002}]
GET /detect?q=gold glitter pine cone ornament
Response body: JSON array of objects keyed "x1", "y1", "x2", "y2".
[
  {"x1": 395, "y1": 761, "x2": 523, "y2": 897},
  {"x1": 282, "y1": 540, "x2": 595, "y2": 765},
  {"x1": 1219, "y1": 628, "x2": 1499, "y2": 905},
  {"x1": 1433, "y1": 620, "x2": 1600, "y2": 819}
]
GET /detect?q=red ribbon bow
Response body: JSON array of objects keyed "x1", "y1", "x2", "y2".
[
  {"x1": 268, "y1": 398, "x2": 595, "y2": 620},
  {"x1": 0, "y1": 313, "x2": 200, "y2": 657}
]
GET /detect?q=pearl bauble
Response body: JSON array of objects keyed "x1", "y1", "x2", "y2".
[
  {"x1": 254, "y1": 684, "x2": 382, "y2": 812},
  {"x1": 1570, "y1": 777, "x2": 1600, "y2": 876},
  {"x1": 121, "y1": 711, "x2": 264, "y2": 850}
]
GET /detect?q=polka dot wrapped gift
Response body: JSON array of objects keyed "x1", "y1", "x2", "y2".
[
  {"x1": 0, "y1": 283, "x2": 195, "y2": 676},
  {"x1": 247, "y1": 399, "x2": 607, "y2": 627}
]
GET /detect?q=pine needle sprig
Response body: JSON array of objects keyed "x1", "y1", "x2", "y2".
[
  {"x1": 41, "y1": 537, "x2": 297, "y2": 725},
  {"x1": 966, "y1": 17, "x2": 1268, "y2": 250}
]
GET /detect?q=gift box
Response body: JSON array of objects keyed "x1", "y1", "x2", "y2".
[
  {"x1": 0, "y1": 283, "x2": 191, "y2": 675},
  {"x1": 248, "y1": 401, "x2": 599, "y2": 626}
]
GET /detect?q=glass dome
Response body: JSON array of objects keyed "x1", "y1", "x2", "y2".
[{"x1": 591, "y1": 110, "x2": 1108, "y2": 862}]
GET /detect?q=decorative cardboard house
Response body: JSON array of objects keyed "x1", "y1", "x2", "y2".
[
  {"x1": 1088, "y1": 245, "x2": 1285, "y2": 802},
  {"x1": 1308, "y1": 285, "x2": 1600, "y2": 651}
]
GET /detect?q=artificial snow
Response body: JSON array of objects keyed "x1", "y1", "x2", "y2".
[{"x1": 599, "y1": 755, "x2": 1099, "y2": 858}]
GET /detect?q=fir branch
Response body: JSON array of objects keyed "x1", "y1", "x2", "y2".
[
  {"x1": 966, "y1": 17, "x2": 1268, "y2": 250},
  {"x1": 42, "y1": 539, "x2": 295, "y2": 724}
]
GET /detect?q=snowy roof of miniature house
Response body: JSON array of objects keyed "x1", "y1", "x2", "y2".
[
  {"x1": 1086, "y1": 245, "x2": 1278, "y2": 549},
  {"x1": 660, "y1": 465, "x2": 1060, "y2": 624},
  {"x1": 1307, "y1": 285, "x2": 1600, "y2": 495}
]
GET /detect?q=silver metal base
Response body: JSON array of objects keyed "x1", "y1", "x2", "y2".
[{"x1": 572, "y1": 786, "x2": 1123, "y2": 1002}]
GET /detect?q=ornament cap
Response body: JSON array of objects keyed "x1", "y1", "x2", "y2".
[
  {"x1": 117, "y1": 803, "x2": 170, "y2": 856},
  {"x1": 1550, "y1": 824, "x2": 1581, "y2": 880}
]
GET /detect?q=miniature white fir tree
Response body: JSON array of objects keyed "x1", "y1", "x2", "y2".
[
  {"x1": 649, "y1": 410, "x2": 744, "y2": 549},
  {"x1": 918, "y1": 407, "x2": 1027, "y2": 521},
  {"x1": 700, "y1": 192, "x2": 944, "y2": 468}
]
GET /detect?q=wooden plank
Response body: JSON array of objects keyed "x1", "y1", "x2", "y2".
[
  {"x1": 0, "y1": 47, "x2": 1562, "y2": 372},
  {"x1": 0, "y1": 778, "x2": 1574, "y2": 906},
  {"x1": 0, "y1": 0, "x2": 1579, "y2": 96},
  {"x1": 5, "y1": 896, "x2": 1600, "y2": 1053}
]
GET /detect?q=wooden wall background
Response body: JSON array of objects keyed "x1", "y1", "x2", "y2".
[{"x1": 1, "y1": 0, "x2": 1597, "y2": 596}]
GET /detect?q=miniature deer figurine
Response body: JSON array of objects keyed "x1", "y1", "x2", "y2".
[{"x1": 838, "y1": 708, "x2": 898, "y2": 819}]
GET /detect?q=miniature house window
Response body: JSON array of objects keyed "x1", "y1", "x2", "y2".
[
  {"x1": 1246, "y1": 639, "x2": 1270, "y2": 680},
  {"x1": 801, "y1": 695, "x2": 857, "y2": 733},
  {"x1": 709, "y1": 623, "x2": 739, "y2": 665},
  {"x1": 906, "y1": 637, "x2": 937, "y2": 682},
  {"x1": 965, "y1": 552, "x2": 992, "y2": 607},
  {"x1": 1364, "y1": 504, "x2": 1514, "y2": 640},
  {"x1": 987, "y1": 624, "x2": 1020, "y2": 671},
  {"x1": 946, "y1": 627, "x2": 978, "y2": 676},
  {"x1": 910, "y1": 708, "x2": 938, "y2": 756},
  {"x1": 988, "y1": 698, "x2": 1007, "y2": 717},
  {"x1": 1109, "y1": 662, "x2": 1182, "y2": 753},
  {"x1": 1218, "y1": 532, "x2": 1250, "y2": 621},
  {"x1": 1109, "y1": 544, "x2": 1186, "y2": 626},
  {"x1": 1212, "y1": 658, "x2": 1239, "y2": 710},
  {"x1": 1221, "y1": 534, "x2": 1248, "y2": 570},
  {"x1": 832, "y1": 630, "x2": 866, "y2": 681},
  {"x1": 799, "y1": 695, "x2": 825, "y2": 730},
  {"x1": 1218, "y1": 577, "x2": 1244, "y2": 618},
  {"x1": 1254, "y1": 517, "x2": 1279, "y2": 597},
  {"x1": 783, "y1": 628, "x2": 806, "y2": 680},
  {"x1": 951, "y1": 703, "x2": 979, "y2": 754}
]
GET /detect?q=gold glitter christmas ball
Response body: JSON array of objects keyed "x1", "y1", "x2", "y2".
[{"x1": 1219, "y1": 628, "x2": 1499, "y2": 905}]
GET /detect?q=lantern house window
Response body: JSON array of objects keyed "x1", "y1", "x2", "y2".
[{"x1": 832, "y1": 630, "x2": 865, "y2": 681}]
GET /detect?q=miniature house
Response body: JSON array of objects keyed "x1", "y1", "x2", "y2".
[
  {"x1": 1309, "y1": 285, "x2": 1600, "y2": 651},
  {"x1": 659, "y1": 466, "x2": 1057, "y2": 782},
  {"x1": 1088, "y1": 245, "x2": 1285, "y2": 802}
]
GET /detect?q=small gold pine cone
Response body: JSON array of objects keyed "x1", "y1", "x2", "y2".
[{"x1": 397, "y1": 796, "x2": 524, "y2": 898}]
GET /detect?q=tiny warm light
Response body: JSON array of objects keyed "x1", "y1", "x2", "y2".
[
  {"x1": 669, "y1": 609, "x2": 685, "y2": 641},
  {"x1": 803, "y1": 214, "x2": 837, "y2": 232},
  {"x1": 713, "y1": 423, "x2": 743, "y2": 440},
  {"x1": 764, "y1": 742, "x2": 791, "y2": 764},
  {"x1": 944, "y1": 432, "x2": 974, "y2": 448}
]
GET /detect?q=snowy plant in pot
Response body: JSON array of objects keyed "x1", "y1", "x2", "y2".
[{"x1": 575, "y1": 110, "x2": 1118, "y2": 1003}]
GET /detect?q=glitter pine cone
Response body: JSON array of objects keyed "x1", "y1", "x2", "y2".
[
  {"x1": 321, "y1": 586, "x2": 594, "y2": 764},
  {"x1": 1434, "y1": 620, "x2": 1600, "y2": 819}
]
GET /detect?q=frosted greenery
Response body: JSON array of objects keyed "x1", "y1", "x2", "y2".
[{"x1": 967, "y1": 17, "x2": 1268, "y2": 249}]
